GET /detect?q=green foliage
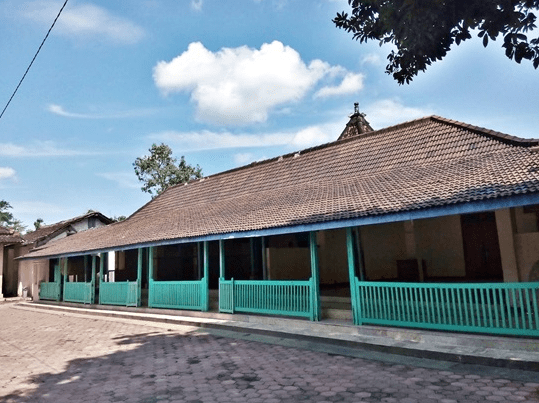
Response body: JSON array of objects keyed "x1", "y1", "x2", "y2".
[
  {"x1": 133, "y1": 143, "x2": 203, "y2": 197},
  {"x1": 0, "y1": 200, "x2": 14, "y2": 226},
  {"x1": 1, "y1": 200, "x2": 28, "y2": 233},
  {"x1": 111, "y1": 215, "x2": 127, "y2": 222},
  {"x1": 34, "y1": 218, "x2": 44, "y2": 230},
  {"x1": 10, "y1": 219, "x2": 27, "y2": 233},
  {"x1": 334, "y1": 0, "x2": 539, "y2": 84}
]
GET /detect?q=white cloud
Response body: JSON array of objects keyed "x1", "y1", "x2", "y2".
[
  {"x1": 153, "y1": 41, "x2": 358, "y2": 125},
  {"x1": 191, "y1": 0, "x2": 203, "y2": 11},
  {"x1": 47, "y1": 104, "x2": 156, "y2": 119},
  {"x1": 0, "y1": 167, "x2": 16, "y2": 181},
  {"x1": 314, "y1": 72, "x2": 364, "y2": 98},
  {"x1": 97, "y1": 172, "x2": 140, "y2": 189},
  {"x1": 361, "y1": 53, "x2": 382, "y2": 66},
  {"x1": 150, "y1": 120, "x2": 344, "y2": 151},
  {"x1": 364, "y1": 99, "x2": 433, "y2": 129},
  {"x1": 233, "y1": 153, "x2": 257, "y2": 166},
  {"x1": 0, "y1": 141, "x2": 101, "y2": 157},
  {"x1": 21, "y1": 1, "x2": 145, "y2": 45},
  {"x1": 289, "y1": 125, "x2": 335, "y2": 147}
]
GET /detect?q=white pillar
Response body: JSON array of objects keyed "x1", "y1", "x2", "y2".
[{"x1": 108, "y1": 252, "x2": 116, "y2": 282}]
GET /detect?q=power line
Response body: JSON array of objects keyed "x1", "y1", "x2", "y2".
[{"x1": 0, "y1": 0, "x2": 70, "y2": 121}]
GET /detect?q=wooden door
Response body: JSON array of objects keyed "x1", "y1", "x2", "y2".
[{"x1": 460, "y1": 212, "x2": 503, "y2": 281}]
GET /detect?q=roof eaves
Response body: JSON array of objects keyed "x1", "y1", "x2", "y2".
[{"x1": 19, "y1": 190, "x2": 539, "y2": 261}]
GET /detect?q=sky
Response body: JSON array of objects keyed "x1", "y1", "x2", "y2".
[{"x1": 1, "y1": 0, "x2": 539, "y2": 231}]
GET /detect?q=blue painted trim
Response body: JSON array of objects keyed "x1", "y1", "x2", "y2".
[{"x1": 23, "y1": 192, "x2": 539, "y2": 260}]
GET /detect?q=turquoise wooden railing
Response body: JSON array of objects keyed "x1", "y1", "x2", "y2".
[
  {"x1": 353, "y1": 281, "x2": 539, "y2": 337},
  {"x1": 39, "y1": 282, "x2": 61, "y2": 301},
  {"x1": 219, "y1": 280, "x2": 234, "y2": 313},
  {"x1": 100, "y1": 281, "x2": 139, "y2": 307},
  {"x1": 149, "y1": 280, "x2": 204, "y2": 310},
  {"x1": 219, "y1": 279, "x2": 314, "y2": 319},
  {"x1": 63, "y1": 282, "x2": 93, "y2": 304}
]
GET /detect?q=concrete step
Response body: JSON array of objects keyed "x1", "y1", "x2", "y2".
[{"x1": 322, "y1": 308, "x2": 352, "y2": 320}]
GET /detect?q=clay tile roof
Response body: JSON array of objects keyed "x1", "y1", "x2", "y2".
[
  {"x1": 22, "y1": 115, "x2": 539, "y2": 259},
  {"x1": 0, "y1": 226, "x2": 23, "y2": 244},
  {"x1": 23, "y1": 211, "x2": 113, "y2": 245}
]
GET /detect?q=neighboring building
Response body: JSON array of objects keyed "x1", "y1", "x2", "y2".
[
  {"x1": 6, "y1": 212, "x2": 112, "y2": 299},
  {"x1": 0, "y1": 227, "x2": 23, "y2": 299},
  {"x1": 21, "y1": 113, "x2": 539, "y2": 336}
]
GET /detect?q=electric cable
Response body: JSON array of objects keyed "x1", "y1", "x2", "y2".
[{"x1": 0, "y1": 0, "x2": 70, "y2": 121}]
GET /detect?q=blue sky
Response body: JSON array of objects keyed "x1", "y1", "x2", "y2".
[{"x1": 1, "y1": 0, "x2": 539, "y2": 231}]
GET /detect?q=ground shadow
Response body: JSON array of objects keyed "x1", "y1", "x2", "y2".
[{"x1": 0, "y1": 328, "x2": 274, "y2": 403}]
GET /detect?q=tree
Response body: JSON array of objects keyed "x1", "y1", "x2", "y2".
[
  {"x1": 34, "y1": 218, "x2": 44, "y2": 230},
  {"x1": 1, "y1": 200, "x2": 27, "y2": 233},
  {"x1": 10, "y1": 219, "x2": 27, "y2": 234},
  {"x1": 334, "y1": 0, "x2": 539, "y2": 84},
  {"x1": 111, "y1": 215, "x2": 127, "y2": 222},
  {"x1": 133, "y1": 143, "x2": 203, "y2": 197},
  {"x1": 0, "y1": 200, "x2": 14, "y2": 226}
]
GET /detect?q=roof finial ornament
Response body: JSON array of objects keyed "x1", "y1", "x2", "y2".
[{"x1": 338, "y1": 102, "x2": 374, "y2": 140}]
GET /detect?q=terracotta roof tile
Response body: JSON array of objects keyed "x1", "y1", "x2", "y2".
[
  {"x1": 23, "y1": 116, "x2": 539, "y2": 258},
  {"x1": 23, "y1": 212, "x2": 113, "y2": 244},
  {"x1": 0, "y1": 226, "x2": 23, "y2": 244}
]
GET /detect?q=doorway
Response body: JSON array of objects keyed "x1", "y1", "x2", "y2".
[{"x1": 460, "y1": 212, "x2": 503, "y2": 281}]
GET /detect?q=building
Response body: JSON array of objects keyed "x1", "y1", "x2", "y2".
[
  {"x1": 6, "y1": 212, "x2": 112, "y2": 299},
  {"x1": 21, "y1": 113, "x2": 539, "y2": 336}
]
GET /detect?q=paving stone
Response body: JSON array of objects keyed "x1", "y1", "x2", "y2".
[{"x1": 1, "y1": 305, "x2": 538, "y2": 403}]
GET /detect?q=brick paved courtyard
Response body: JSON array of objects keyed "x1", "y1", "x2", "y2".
[{"x1": 0, "y1": 304, "x2": 538, "y2": 403}]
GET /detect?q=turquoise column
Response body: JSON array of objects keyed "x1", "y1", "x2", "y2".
[
  {"x1": 62, "y1": 257, "x2": 68, "y2": 302},
  {"x1": 148, "y1": 247, "x2": 154, "y2": 308},
  {"x1": 249, "y1": 238, "x2": 255, "y2": 279},
  {"x1": 90, "y1": 255, "x2": 96, "y2": 304},
  {"x1": 98, "y1": 253, "x2": 104, "y2": 305},
  {"x1": 198, "y1": 242, "x2": 203, "y2": 280},
  {"x1": 54, "y1": 262, "x2": 61, "y2": 301},
  {"x1": 261, "y1": 237, "x2": 267, "y2": 280},
  {"x1": 201, "y1": 242, "x2": 209, "y2": 311},
  {"x1": 137, "y1": 248, "x2": 143, "y2": 307},
  {"x1": 309, "y1": 231, "x2": 321, "y2": 321},
  {"x1": 346, "y1": 227, "x2": 361, "y2": 325},
  {"x1": 219, "y1": 240, "x2": 225, "y2": 279},
  {"x1": 218, "y1": 239, "x2": 231, "y2": 312},
  {"x1": 354, "y1": 227, "x2": 366, "y2": 281}
]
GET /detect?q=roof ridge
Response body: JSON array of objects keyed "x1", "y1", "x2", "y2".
[
  {"x1": 169, "y1": 116, "x2": 438, "y2": 185},
  {"x1": 34, "y1": 211, "x2": 108, "y2": 229},
  {"x1": 430, "y1": 116, "x2": 539, "y2": 147}
]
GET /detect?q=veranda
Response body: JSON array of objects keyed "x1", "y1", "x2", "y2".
[{"x1": 39, "y1": 208, "x2": 539, "y2": 337}]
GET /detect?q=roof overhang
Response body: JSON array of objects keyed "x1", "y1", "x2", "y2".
[{"x1": 18, "y1": 191, "x2": 539, "y2": 261}]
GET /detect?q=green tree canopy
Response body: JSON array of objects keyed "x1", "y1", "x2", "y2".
[
  {"x1": 0, "y1": 200, "x2": 14, "y2": 226},
  {"x1": 133, "y1": 143, "x2": 203, "y2": 198},
  {"x1": 34, "y1": 218, "x2": 44, "y2": 230},
  {"x1": 334, "y1": 0, "x2": 539, "y2": 84},
  {"x1": 111, "y1": 215, "x2": 127, "y2": 222},
  {"x1": 0, "y1": 200, "x2": 26, "y2": 233}
]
